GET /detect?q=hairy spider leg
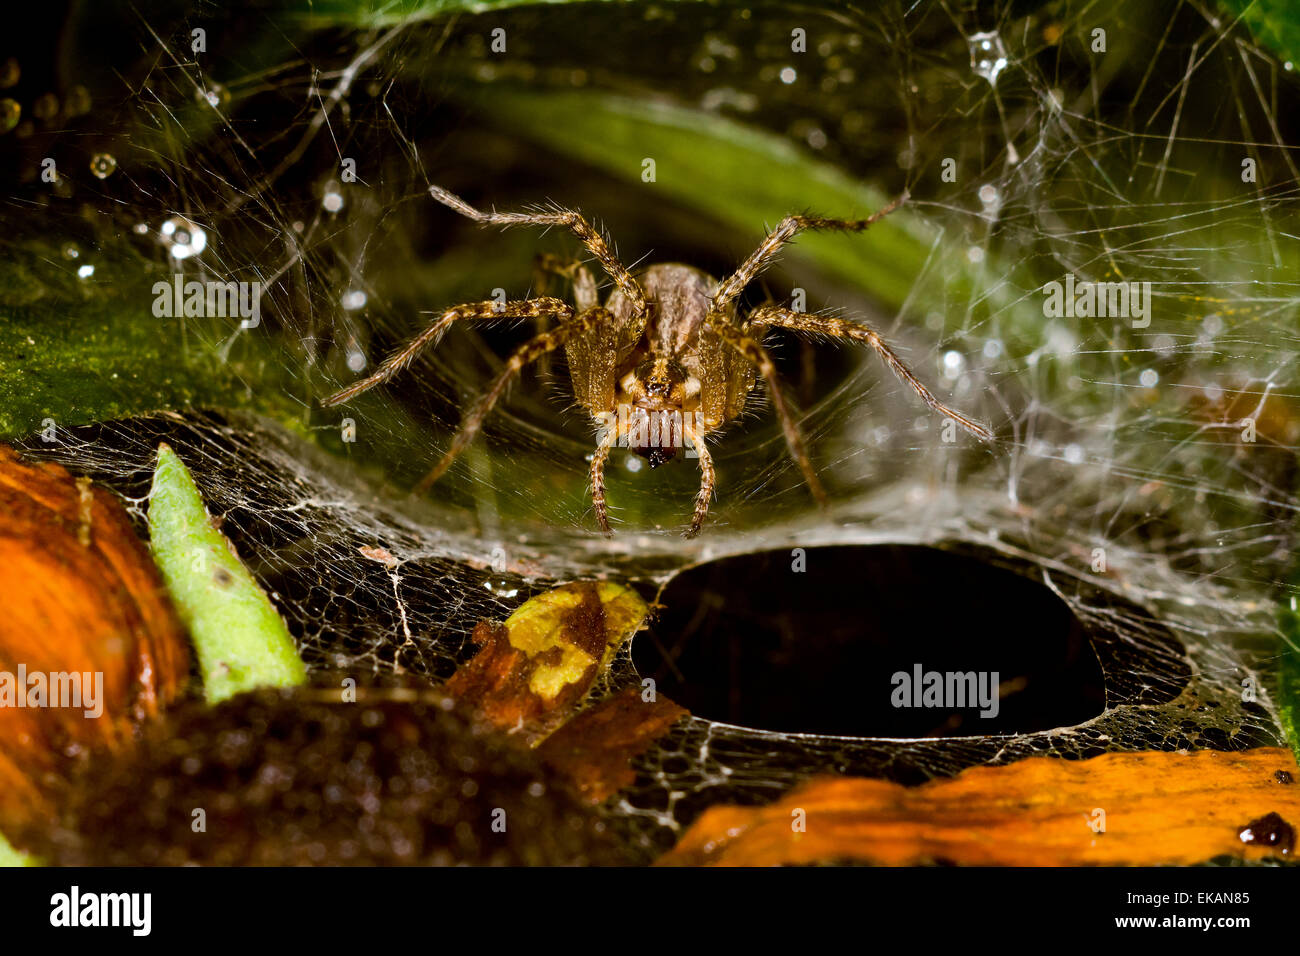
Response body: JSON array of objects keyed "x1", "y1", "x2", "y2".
[
  {"x1": 711, "y1": 192, "x2": 910, "y2": 311},
  {"x1": 532, "y1": 255, "x2": 600, "y2": 378},
  {"x1": 704, "y1": 316, "x2": 828, "y2": 506},
  {"x1": 588, "y1": 413, "x2": 629, "y2": 535},
  {"x1": 429, "y1": 184, "x2": 647, "y2": 315},
  {"x1": 682, "y1": 417, "x2": 716, "y2": 538},
  {"x1": 321, "y1": 298, "x2": 574, "y2": 407},
  {"x1": 750, "y1": 306, "x2": 993, "y2": 440},
  {"x1": 413, "y1": 307, "x2": 617, "y2": 494}
]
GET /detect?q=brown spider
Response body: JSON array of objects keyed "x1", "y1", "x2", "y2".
[{"x1": 323, "y1": 184, "x2": 992, "y2": 537}]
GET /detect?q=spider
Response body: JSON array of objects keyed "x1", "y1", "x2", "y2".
[{"x1": 323, "y1": 184, "x2": 992, "y2": 537}]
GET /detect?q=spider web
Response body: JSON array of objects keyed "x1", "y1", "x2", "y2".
[{"x1": 9, "y1": 0, "x2": 1300, "y2": 861}]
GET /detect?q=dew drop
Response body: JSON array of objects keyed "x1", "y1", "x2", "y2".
[
  {"x1": 942, "y1": 350, "x2": 966, "y2": 378},
  {"x1": 1140, "y1": 369, "x2": 1159, "y2": 388},
  {"x1": 197, "y1": 84, "x2": 229, "y2": 109},
  {"x1": 341, "y1": 290, "x2": 367, "y2": 311},
  {"x1": 89, "y1": 153, "x2": 116, "y2": 179},
  {"x1": 159, "y1": 216, "x2": 207, "y2": 260},
  {"x1": 76, "y1": 264, "x2": 94, "y2": 279},
  {"x1": 983, "y1": 338, "x2": 1004, "y2": 359},
  {"x1": 322, "y1": 184, "x2": 344, "y2": 213},
  {"x1": 968, "y1": 31, "x2": 1008, "y2": 86},
  {"x1": 346, "y1": 344, "x2": 366, "y2": 373},
  {"x1": 61, "y1": 243, "x2": 80, "y2": 260},
  {"x1": 978, "y1": 184, "x2": 999, "y2": 205},
  {"x1": 779, "y1": 67, "x2": 797, "y2": 84},
  {"x1": 1063, "y1": 443, "x2": 1084, "y2": 465}
]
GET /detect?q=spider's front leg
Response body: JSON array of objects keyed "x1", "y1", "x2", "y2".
[
  {"x1": 704, "y1": 314, "x2": 828, "y2": 506},
  {"x1": 683, "y1": 418, "x2": 715, "y2": 538},
  {"x1": 749, "y1": 306, "x2": 993, "y2": 440},
  {"x1": 322, "y1": 297, "x2": 572, "y2": 406},
  {"x1": 413, "y1": 306, "x2": 615, "y2": 494},
  {"x1": 588, "y1": 413, "x2": 627, "y2": 535}
]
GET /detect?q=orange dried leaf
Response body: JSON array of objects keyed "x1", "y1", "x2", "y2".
[
  {"x1": 658, "y1": 748, "x2": 1300, "y2": 867},
  {"x1": 0, "y1": 446, "x2": 190, "y2": 838}
]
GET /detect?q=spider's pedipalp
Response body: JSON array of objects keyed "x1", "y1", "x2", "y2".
[
  {"x1": 429, "y1": 184, "x2": 647, "y2": 315},
  {"x1": 704, "y1": 313, "x2": 828, "y2": 506},
  {"x1": 712, "y1": 191, "x2": 909, "y2": 312},
  {"x1": 533, "y1": 254, "x2": 600, "y2": 312},
  {"x1": 751, "y1": 305, "x2": 993, "y2": 441},
  {"x1": 321, "y1": 297, "x2": 572, "y2": 407},
  {"x1": 413, "y1": 306, "x2": 616, "y2": 494}
]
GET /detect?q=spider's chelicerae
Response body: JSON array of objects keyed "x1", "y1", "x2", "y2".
[{"x1": 324, "y1": 185, "x2": 993, "y2": 537}]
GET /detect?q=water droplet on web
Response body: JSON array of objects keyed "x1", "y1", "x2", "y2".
[
  {"x1": 1203, "y1": 382, "x2": 1224, "y2": 403},
  {"x1": 978, "y1": 184, "x2": 999, "y2": 205},
  {"x1": 322, "y1": 182, "x2": 344, "y2": 213},
  {"x1": 482, "y1": 578, "x2": 518, "y2": 598},
  {"x1": 346, "y1": 344, "x2": 366, "y2": 373},
  {"x1": 983, "y1": 339, "x2": 1003, "y2": 359},
  {"x1": 61, "y1": 243, "x2": 80, "y2": 260},
  {"x1": 623, "y1": 455, "x2": 643, "y2": 473},
  {"x1": 969, "y1": 31, "x2": 1008, "y2": 86},
  {"x1": 779, "y1": 67, "x2": 797, "y2": 84},
  {"x1": 89, "y1": 153, "x2": 116, "y2": 179},
  {"x1": 341, "y1": 290, "x2": 366, "y2": 311},
  {"x1": 76, "y1": 263, "x2": 94, "y2": 279},
  {"x1": 132, "y1": 222, "x2": 149, "y2": 235},
  {"x1": 966, "y1": 246, "x2": 985, "y2": 264},
  {"x1": 942, "y1": 350, "x2": 966, "y2": 379},
  {"x1": 1202, "y1": 313, "x2": 1223, "y2": 337},
  {"x1": 1063, "y1": 443, "x2": 1084, "y2": 465},
  {"x1": 1140, "y1": 369, "x2": 1159, "y2": 387},
  {"x1": 197, "y1": 84, "x2": 229, "y2": 109},
  {"x1": 159, "y1": 216, "x2": 207, "y2": 260},
  {"x1": 0, "y1": 98, "x2": 19, "y2": 133}
]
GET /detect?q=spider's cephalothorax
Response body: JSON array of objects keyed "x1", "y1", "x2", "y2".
[{"x1": 323, "y1": 185, "x2": 993, "y2": 537}]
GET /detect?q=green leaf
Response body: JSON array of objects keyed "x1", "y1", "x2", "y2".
[
  {"x1": 0, "y1": 831, "x2": 36, "y2": 867},
  {"x1": 148, "y1": 443, "x2": 308, "y2": 702}
]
